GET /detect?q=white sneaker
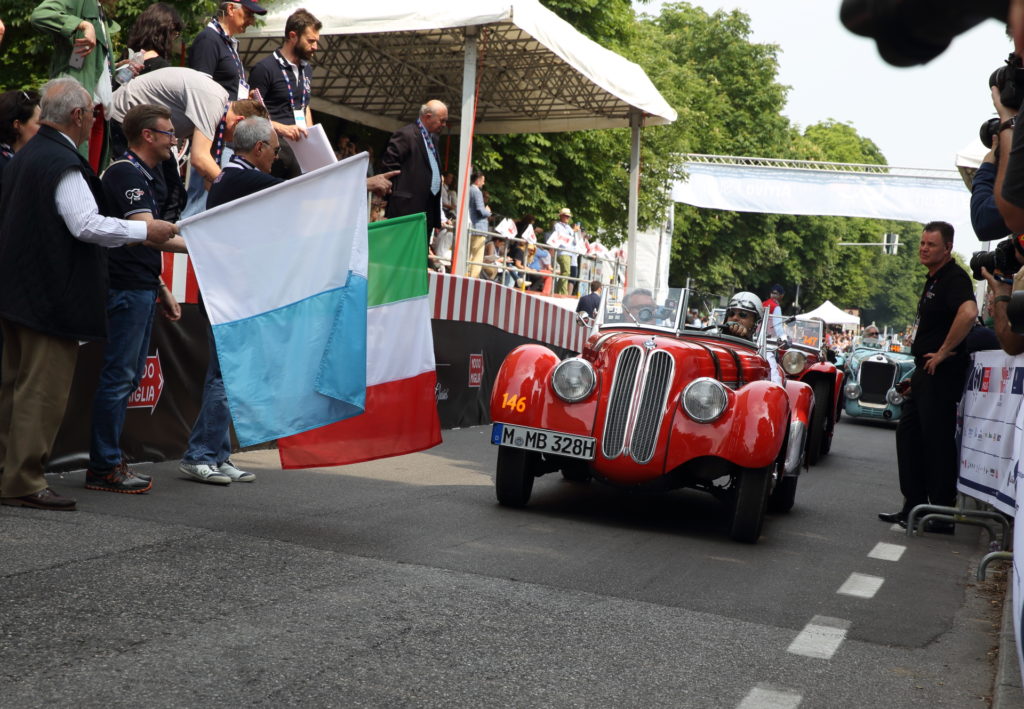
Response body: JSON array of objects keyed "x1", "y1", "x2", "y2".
[
  {"x1": 216, "y1": 460, "x2": 255, "y2": 483},
  {"x1": 179, "y1": 462, "x2": 231, "y2": 485}
]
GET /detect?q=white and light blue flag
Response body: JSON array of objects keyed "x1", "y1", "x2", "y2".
[{"x1": 179, "y1": 155, "x2": 369, "y2": 446}]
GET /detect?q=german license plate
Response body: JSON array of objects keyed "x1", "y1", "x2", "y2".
[{"x1": 491, "y1": 423, "x2": 595, "y2": 460}]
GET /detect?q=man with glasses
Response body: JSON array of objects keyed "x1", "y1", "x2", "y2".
[
  {"x1": 248, "y1": 8, "x2": 321, "y2": 179},
  {"x1": 177, "y1": 117, "x2": 282, "y2": 486},
  {"x1": 189, "y1": 1, "x2": 265, "y2": 99},
  {"x1": 722, "y1": 292, "x2": 763, "y2": 341},
  {"x1": 382, "y1": 99, "x2": 449, "y2": 240},
  {"x1": 86, "y1": 103, "x2": 188, "y2": 494},
  {"x1": 0, "y1": 78, "x2": 177, "y2": 511}
]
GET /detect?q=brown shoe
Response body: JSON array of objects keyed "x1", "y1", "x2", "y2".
[{"x1": 1, "y1": 487, "x2": 77, "y2": 510}]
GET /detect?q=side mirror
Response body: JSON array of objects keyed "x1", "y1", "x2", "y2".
[{"x1": 575, "y1": 311, "x2": 592, "y2": 328}]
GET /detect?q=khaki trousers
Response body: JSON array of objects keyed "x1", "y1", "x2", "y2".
[
  {"x1": 0, "y1": 320, "x2": 79, "y2": 498},
  {"x1": 466, "y1": 234, "x2": 487, "y2": 278}
]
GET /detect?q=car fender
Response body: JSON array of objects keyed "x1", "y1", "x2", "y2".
[
  {"x1": 489, "y1": 344, "x2": 598, "y2": 436},
  {"x1": 802, "y1": 364, "x2": 844, "y2": 420},
  {"x1": 666, "y1": 380, "x2": 789, "y2": 471}
]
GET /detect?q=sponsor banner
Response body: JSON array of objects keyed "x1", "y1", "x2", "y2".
[{"x1": 957, "y1": 351, "x2": 1023, "y2": 516}]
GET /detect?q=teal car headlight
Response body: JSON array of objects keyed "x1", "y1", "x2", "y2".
[
  {"x1": 886, "y1": 387, "x2": 905, "y2": 406},
  {"x1": 845, "y1": 382, "x2": 862, "y2": 400},
  {"x1": 681, "y1": 377, "x2": 729, "y2": 423},
  {"x1": 552, "y1": 358, "x2": 596, "y2": 402}
]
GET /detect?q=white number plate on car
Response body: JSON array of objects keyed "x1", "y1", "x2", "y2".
[{"x1": 491, "y1": 423, "x2": 596, "y2": 460}]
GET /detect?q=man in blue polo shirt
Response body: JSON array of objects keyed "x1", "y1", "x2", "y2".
[
  {"x1": 189, "y1": 1, "x2": 264, "y2": 99},
  {"x1": 248, "y1": 8, "x2": 321, "y2": 179},
  {"x1": 87, "y1": 103, "x2": 188, "y2": 494}
]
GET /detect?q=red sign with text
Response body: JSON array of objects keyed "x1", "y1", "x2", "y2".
[
  {"x1": 127, "y1": 350, "x2": 165, "y2": 413},
  {"x1": 468, "y1": 353, "x2": 484, "y2": 388}
]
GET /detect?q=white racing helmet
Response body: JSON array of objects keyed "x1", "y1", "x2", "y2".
[{"x1": 726, "y1": 291, "x2": 764, "y2": 322}]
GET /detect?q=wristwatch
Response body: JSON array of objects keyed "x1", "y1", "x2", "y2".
[{"x1": 995, "y1": 295, "x2": 1012, "y2": 304}]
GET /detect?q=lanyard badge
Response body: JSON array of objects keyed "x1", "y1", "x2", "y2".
[{"x1": 274, "y1": 50, "x2": 309, "y2": 127}]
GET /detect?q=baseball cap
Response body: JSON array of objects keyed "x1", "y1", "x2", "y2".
[
  {"x1": 558, "y1": 208, "x2": 572, "y2": 217},
  {"x1": 770, "y1": 283, "x2": 784, "y2": 295},
  {"x1": 237, "y1": 0, "x2": 268, "y2": 15}
]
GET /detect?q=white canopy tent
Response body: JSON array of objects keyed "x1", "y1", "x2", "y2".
[
  {"x1": 802, "y1": 300, "x2": 861, "y2": 326},
  {"x1": 672, "y1": 154, "x2": 984, "y2": 259},
  {"x1": 237, "y1": 1, "x2": 677, "y2": 279}
]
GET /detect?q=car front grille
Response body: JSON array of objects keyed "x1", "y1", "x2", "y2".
[
  {"x1": 602, "y1": 345, "x2": 674, "y2": 464},
  {"x1": 859, "y1": 359, "x2": 896, "y2": 405}
]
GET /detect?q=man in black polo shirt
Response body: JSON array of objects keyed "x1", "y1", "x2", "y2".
[
  {"x1": 188, "y1": 0, "x2": 265, "y2": 100},
  {"x1": 247, "y1": 8, "x2": 321, "y2": 179},
  {"x1": 879, "y1": 221, "x2": 978, "y2": 533},
  {"x1": 178, "y1": 116, "x2": 281, "y2": 487},
  {"x1": 87, "y1": 103, "x2": 188, "y2": 494}
]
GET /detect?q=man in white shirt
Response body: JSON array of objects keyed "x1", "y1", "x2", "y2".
[
  {"x1": 0, "y1": 78, "x2": 176, "y2": 511},
  {"x1": 548, "y1": 207, "x2": 575, "y2": 295}
]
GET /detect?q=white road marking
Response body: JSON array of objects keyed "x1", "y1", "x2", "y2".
[
  {"x1": 868, "y1": 541, "x2": 906, "y2": 561},
  {"x1": 837, "y1": 572, "x2": 885, "y2": 599},
  {"x1": 787, "y1": 615, "x2": 850, "y2": 659},
  {"x1": 737, "y1": 685, "x2": 802, "y2": 709}
]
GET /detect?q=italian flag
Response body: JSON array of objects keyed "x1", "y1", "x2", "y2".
[{"x1": 277, "y1": 213, "x2": 442, "y2": 468}]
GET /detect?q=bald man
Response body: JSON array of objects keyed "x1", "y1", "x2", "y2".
[{"x1": 381, "y1": 99, "x2": 448, "y2": 239}]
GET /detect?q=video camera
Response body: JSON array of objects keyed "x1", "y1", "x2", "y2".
[
  {"x1": 970, "y1": 238, "x2": 1023, "y2": 282},
  {"x1": 840, "y1": 0, "x2": 1008, "y2": 66}
]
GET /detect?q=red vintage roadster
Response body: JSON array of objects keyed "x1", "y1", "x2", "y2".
[{"x1": 489, "y1": 287, "x2": 816, "y2": 543}]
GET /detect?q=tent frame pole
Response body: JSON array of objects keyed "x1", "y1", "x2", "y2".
[
  {"x1": 626, "y1": 109, "x2": 641, "y2": 289},
  {"x1": 452, "y1": 27, "x2": 479, "y2": 277}
]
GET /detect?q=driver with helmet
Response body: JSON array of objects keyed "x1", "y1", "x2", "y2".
[{"x1": 723, "y1": 291, "x2": 763, "y2": 340}]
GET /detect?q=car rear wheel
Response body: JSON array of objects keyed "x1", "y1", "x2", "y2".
[
  {"x1": 768, "y1": 474, "x2": 797, "y2": 514},
  {"x1": 730, "y1": 466, "x2": 771, "y2": 543},
  {"x1": 496, "y1": 446, "x2": 535, "y2": 507},
  {"x1": 806, "y1": 380, "x2": 830, "y2": 465}
]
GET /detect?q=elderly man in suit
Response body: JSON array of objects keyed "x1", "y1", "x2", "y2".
[{"x1": 381, "y1": 99, "x2": 448, "y2": 241}]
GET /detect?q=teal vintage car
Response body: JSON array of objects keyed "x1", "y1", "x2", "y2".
[{"x1": 841, "y1": 336, "x2": 915, "y2": 422}]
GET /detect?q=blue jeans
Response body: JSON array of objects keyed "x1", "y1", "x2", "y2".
[
  {"x1": 181, "y1": 146, "x2": 233, "y2": 219},
  {"x1": 89, "y1": 288, "x2": 157, "y2": 471},
  {"x1": 183, "y1": 321, "x2": 231, "y2": 465}
]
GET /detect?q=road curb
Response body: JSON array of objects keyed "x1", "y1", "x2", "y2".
[{"x1": 993, "y1": 576, "x2": 1023, "y2": 709}]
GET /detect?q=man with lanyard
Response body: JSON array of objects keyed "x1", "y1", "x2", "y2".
[
  {"x1": 86, "y1": 103, "x2": 188, "y2": 494},
  {"x1": 188, "y1": 1, "x2": 264, "y2": 99},
  {"x1": 178, "y1": 116, "x2": 282, "y2": 486},
  {"x1": 878, "y1": 221, "x2": 977, "y2": 533},
  {"x1": 248, "y1": 8, "x2": 321, "y2": 179},
  {"x1": 381, "y1": 100, "x2": 448, "y2": 244}
]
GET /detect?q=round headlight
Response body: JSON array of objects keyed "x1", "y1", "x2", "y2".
[
  {"x1": 844, "y1": 382, "x2": 862, "y2": 400},
  {"x1": 886, "y1": 388, "x2": 904, "y2": 406},
  {"x1": 552, "y1": 358, "x2": 596, "y2": 402},
  {"x1": 681, "y1": 377, "x2": 729, "y2": 423},
  {"x1": 781, "y1": 350, "x2": 808, "y2": 375}
]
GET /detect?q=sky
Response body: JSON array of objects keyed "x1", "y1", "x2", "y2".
[{"x1": 635, "y1": 0, "x2": 1010, "y2": 171}]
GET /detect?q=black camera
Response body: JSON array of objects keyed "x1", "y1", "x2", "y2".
[
  {"x1": 991, "y1": 54, "x2": 1024, "y2": 111},
  {"x1": 840, "y1": 0, "x2": 1008, "y2": 67},
  {"x1": 980, "y1": 117, "x2": 1002, "y2": 150},
  {"x1": 970, "y1": 238, "x2": 1022, "y2": 281}
]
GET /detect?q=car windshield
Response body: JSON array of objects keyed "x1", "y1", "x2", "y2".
[
  {"x1": 779, "y1": 318, "x2": 823, "y2": 350},
  {"x1": 603, "y1": 287, "x2": 684, "y2": 330}
]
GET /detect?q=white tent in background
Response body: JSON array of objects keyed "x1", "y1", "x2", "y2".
[
  {"x1": 237, "y1": 1, "x2": 677, "y2": 281},
  {"x1": 802, "y1": 300, "x2": 861, "y2": 326}
]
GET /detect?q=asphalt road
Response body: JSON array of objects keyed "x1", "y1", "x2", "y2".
[{"x1": 0, "y1": 417, "x2": 1005, "y2": 708}]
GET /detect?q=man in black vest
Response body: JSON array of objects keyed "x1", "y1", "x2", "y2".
[
  {"x1": 382, "y1": 100, "x2": 447, "y2": 239},
  {"x1": 0, "y1": 78, "x2": 176, "y2": 511},
  {"x1": 87, "y1": 103, "x2": 188, "y2": 495}
]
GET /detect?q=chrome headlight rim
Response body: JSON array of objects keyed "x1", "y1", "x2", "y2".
[
  {"x1": 681, "y1": 377, "x2": 729, "y2": 424},
  {"x1": 781, "y1": 350, "x2": 808, "y2": 376},
  {"x1": 886, "y1": 387, "x2": 905, "y2": 406},
  {"x1": 844, "y1": 381, "x2": 862, "y2": 400},
  {"x1": 551, "y1": 357, "x2": 596, "y2": 403}
]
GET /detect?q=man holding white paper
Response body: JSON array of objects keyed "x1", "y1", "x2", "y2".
[{"x1": 248, "y1": 8, "x2": 321, "y2": 179}]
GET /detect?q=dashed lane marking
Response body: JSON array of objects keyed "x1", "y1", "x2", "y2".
[
  {"x1": 868, "y1": 541, "x2": 906, "y2": 561},
  {"x1": 737, "y1": 685, "x2": 802, "y2": 709},
  {"x1": 787, "y1": 615, "x2": 850, "y2": 659},
  {"x1": 837, "y1": 572, "x2": 885, "y2": 599}
]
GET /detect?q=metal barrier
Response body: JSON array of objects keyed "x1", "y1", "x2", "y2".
[
  {"x1": 905, "y1": 496, "x2": 1012, "y2": 550},
  {"x1": 978, "y1": 551, "x2": 1013, "y2": 581}
]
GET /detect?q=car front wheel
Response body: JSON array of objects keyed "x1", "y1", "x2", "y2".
[
  {"x1": 730, "y1": 466, "x2": 771, "y2": 543},
  {"x1": 496, "y1": 446, "x2": 536, "y2": 507}
]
